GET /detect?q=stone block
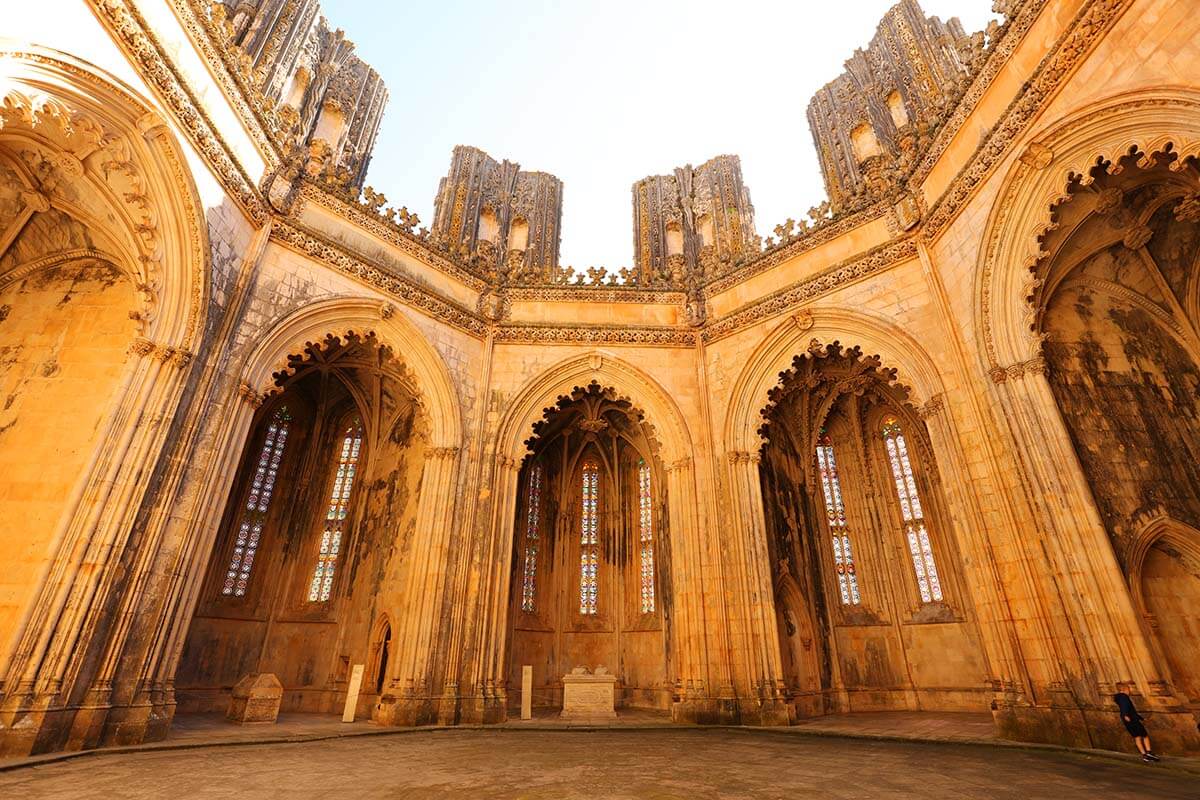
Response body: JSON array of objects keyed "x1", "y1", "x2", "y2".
[
  {"x1": 560, "y1": 667, "x2": 617, "y2": 720},
  {"x1": 226, "y1": 673, "x2": 283, "y2": 725}
]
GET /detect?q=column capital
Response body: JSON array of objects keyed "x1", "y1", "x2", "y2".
[{"x1": 988, "y1": 354, "x2": 1046, "y2": 384}]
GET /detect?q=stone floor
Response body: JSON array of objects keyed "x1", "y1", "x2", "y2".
[{"x1": 1, "y1": 728, "x2": 1195, "y2": 799}]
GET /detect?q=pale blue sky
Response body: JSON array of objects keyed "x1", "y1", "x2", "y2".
[{"x1": 327, "y1": 1, "x2": 995, "y2": 269}]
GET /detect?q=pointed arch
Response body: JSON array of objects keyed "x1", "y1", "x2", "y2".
[
  {"x1": 724, "y1": 308, "x2": 947, "y2": 454},
  {"x1": 977, "y1": 87, "x2": 1200, "y2": 372},
  {"x1": 240, "y1": 297, "x2": 462, "y2": 449},
  {"x1": 0, "y1": 44, "x2": 211, "y2": 351},
  {"x1": 495, "y1": 351, "x2": 693, "y2": 465}
]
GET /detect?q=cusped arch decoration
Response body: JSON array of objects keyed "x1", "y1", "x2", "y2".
[
  {"x1": 0, "y1": 44, "x2": 211, "y2": 351},
  {"x1": 1126, "y1": 515, "x2": 1200, "y2": 618},
  {"x1": 724, "y1": 308, "x2": 946, "y2": 454},
  {"x1": 495, "y1": 352, "x2": 694, "y2": 466},
  {"x1": 240, "y1": 297, "x2": 463, "y2": 449},
  {"x1": 977, "y1": 87, "x2": 1200, "y2": 373}
]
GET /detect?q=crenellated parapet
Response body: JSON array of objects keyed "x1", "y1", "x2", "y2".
[
  {"x1": 631, "y1": 155, "x2": 757, "y2": 288},
  {"x1": 806, "y1": 0, "x2": 976, "y2": 213},
  {"x1": 214, "y1": 0, "x2": 388, "y2": 192},
  {"x1": 430, "y1": 146, "x2": 565, "y2": 284}
]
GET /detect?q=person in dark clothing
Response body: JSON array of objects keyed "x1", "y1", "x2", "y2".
[{"x1": 1114, "y1": 692, "x2": 1160, "y2": 762}]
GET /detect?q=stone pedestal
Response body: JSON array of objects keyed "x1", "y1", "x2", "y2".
[
  {"x1": 226, "y1": 673, "x2": 282, "y2": 724},
  {"x1": 560, "y1": 669, "x2": 617, "y2": 720}
]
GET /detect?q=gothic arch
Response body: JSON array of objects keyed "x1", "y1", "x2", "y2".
[
  {"x1": 0, "y1": 44, "x2": 211, "y2": 351},
  {"x1": 724, "y1": 307, "x2": 946, "y2": 454},
  {"x1": 977, "y1": 87, "x2": 1200, "y2": 373},
  {"x1": 240, "y1": 297, "x2": 463, "y2": 449},
  {"x1": 495, "y1": 352, "x2": 694, "y2": 466}
]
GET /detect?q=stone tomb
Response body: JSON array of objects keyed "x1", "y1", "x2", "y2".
[
  {"x1": 560, "y1": 666, "x2": 617, "y2": 719},
  {"x1": 227, "y1": 673, "x2": 283, "y2": 724}
]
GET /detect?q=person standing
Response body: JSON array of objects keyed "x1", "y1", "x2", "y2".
[{"x1": 1114, "y1": 692, "x2": 1160, "y2": 762}]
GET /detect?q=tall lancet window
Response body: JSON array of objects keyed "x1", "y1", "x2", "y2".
[
  {"x1": 308, "y1": 418, "x2": 363, "y2": 602},
  {"x1": 520, "y1": 463, "x2": 543, "y2": 612},
  {"x1": 580, "y1": 461, "x2": 600, "y2": 615},
  {"x1": 882, "y1": 416, "x2": 942, "y2": 602},
  {"x1": 224, "y1": 406, "x2": 291, "y2": 596},
  {"x1": 816, "y1": 432, "x2": 861, "y2": 605},
  {"x1": 638, "y1": 459, "x2": 655, "y2": 613}
]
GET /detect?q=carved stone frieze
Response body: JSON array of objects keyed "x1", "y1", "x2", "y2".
[
  {"x1": 85, "y1": 0, "x2": 266, "y2": 222},
  {"x1": 701, "y1": 239, "x2": 918, "y2": 343},
  {"x1": 921, "y1": 0, "x2": 1134, "y2": 241},
  {"x1": 988, "y1": 355, "x2": 1047, "y2": 384},
  {"x1": 492, "y1": 324, "x2": 697, "y2": 347}
]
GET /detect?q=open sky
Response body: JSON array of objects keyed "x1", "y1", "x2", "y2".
[{"x1": 330, "y1": 0, "x2": 996, "y2": 271}]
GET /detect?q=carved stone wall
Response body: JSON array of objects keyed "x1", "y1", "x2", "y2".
[
  {"x1": 217, "y1": 0, "x2": 388, "y2": 190},
  {"x1": 758, "y1": 343, "x2": 987, "y2": 714},
  {"x1": 631, "y1": 155, "x2": 756, "y2": 287},
  {"x1": 806, "y1": 0, "x2": 973, "y2": 212},
  {"x1": 429, "y1": 145, "x2": 564, "y2": 283}
]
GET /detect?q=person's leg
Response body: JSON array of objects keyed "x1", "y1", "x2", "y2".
[
  {"x1": 1134, "y1": 736, "x2": 1149, "y2": 754},
  {"x1": 1144, "y1": 736, "x2": 1159, "y2": 759}
]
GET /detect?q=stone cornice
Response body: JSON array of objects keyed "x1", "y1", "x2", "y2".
[
  {"x1": 297, "y1": 182, "x2": 489, "y2": 291},
  {"x1": 166, "y1": 0, "x2": 284, "y2": 166},
  {"x1": 86, "y1": 0, "x2": 266, "y2": 222},
  {"x1": 270, "y1": 221, "x2": 489, "y2": 337},
  {"x1": 703, "y1": 203, "x2": 889, "y2": 297},
  {"x1": 920, "y1": 0, "x2": 1133, "y2": 241},
  {"x1": 908, "y1": 0, "x2": 1049, "y2": 187},
  {"x1": 701, "y1": 239, "x2": 918, "y2": 344},
  {"x1": 492, "y1": 324, "x2": 697, "y2": 347},
  {"x1": 504, "y1": 286, "x2": 687, "y2": 304}
]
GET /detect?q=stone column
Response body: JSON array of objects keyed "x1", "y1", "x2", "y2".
[
  {"x1": 0, "y1": 340, "x2": 191, "y2": 756},
  {"x1": 457, "y1": 454, "x2": 521, "y2": 724},
  {"x1": 663, "y1": 457, "x2": 715, "y2": 721},
  {"x1": 721, "y1": 450, "x2": 788, "y2": 725},
  {"x1": 990, "y1": 358, "x2": 1200, "y2": 751},
  {"x1": 376, "y1": 445, "x2": 461, "y2": 727}
]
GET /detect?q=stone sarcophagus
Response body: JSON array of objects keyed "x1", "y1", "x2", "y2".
[
  {"x1": 560, "y1": 666, "x2": 617, "y2": 719},
  {"x1": 227, "y1": 673, "x2": 283, "y2": 724}
]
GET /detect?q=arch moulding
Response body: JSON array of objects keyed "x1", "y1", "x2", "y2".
[
  {"x1": 495, "y1": 351, "x2": 694, "y2": 467},
  {"x1": 978, "y1": 87, "x2": 1200, "y2": 373},
  {"x1": 724, "y1": 307, "x2": 947, "y2": 454},
  {"x1": 0, "y1": 44, "x2": 212, "y2": 351},
  {"x1": 240, "y1": 297, "x2": 463, "y2": 449}
]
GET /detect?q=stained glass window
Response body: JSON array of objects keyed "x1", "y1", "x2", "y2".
[
  {"x1": 307, "y1": 419, "x2": 363, "y2": 603},
  {"x1": 882, "y1": 416, "x2": 943, "y2": 603},
  {"x1": 223, "y1": 406, "x2": 291, "y2": 596},
  {"x1": 580, "y1": 461, "x2": 599, "y2": 615},
  {"x1": 816, "y1": 433, "x2": 861, "y2": 605},
  {"x1": 520, "y1": 463, "x2": 542, "y2": 613},
  {"x1": 638, "y1": 459, "x2": 655, "y2": 614}
]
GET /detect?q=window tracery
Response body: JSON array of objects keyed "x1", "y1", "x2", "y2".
[
  {"x1": 882, "y1": 415, "x2": 942, "y2": 603},
  {"x1": 520, "y1": 463, "x2": 542, "y2": 613},
  {"x1": 223, "y1": 405, "x2": 291, "y2": 597},
  {"x1": 307, "y1": 418, "x2": 363, "y2": 603},
  {"x1": 816, "y1": 432, "x2": 861, "y2": 605},
  {"x1": 638, "y1": 458, "x2": 655, "y2": 614},
  {"x1": 580, "y1": 460, "x2": 599, "y2": 615}
]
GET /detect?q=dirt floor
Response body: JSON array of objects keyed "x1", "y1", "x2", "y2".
[{"x1": 1, "y1": 728, "x2": 1196, "y2": 799}]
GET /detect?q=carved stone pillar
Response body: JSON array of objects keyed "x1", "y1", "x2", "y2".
[
  {"x1": 721, "y1": 450, "x2": 788, "y2": 726},
  {"x1": 458, "y1": 454, "x2": 521, "y2": 725},
  {"x1": 990, "y1": 358, "x2": 1200, "y2": 752},
  {"x1": 663, "y1": 457, "x2": 715, "y2": 722},
  {"x1": 376, "y1": 445, "x2": 461, "y2": 727},
  {"x1": 0, "y1": 340, "x2": 192, "y2": 756}
]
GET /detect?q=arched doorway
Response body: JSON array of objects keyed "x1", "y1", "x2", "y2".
[
  {"x1": 506, "y1": 383, "x2": 671, "y2": 714},
  {"x1": 1035, "y1": 154, "x2": 1200, "y2": 710},
  {"x1": 176, "y1": 333, "x2": 427, "y2": 717},
  {"x1": 757, "y1": 342, "x2": 988, "y2": 715}
]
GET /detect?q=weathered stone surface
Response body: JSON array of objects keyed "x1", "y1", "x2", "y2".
[{"x1": 227, "y1": 674, "x2": 283, "y2": 725}]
